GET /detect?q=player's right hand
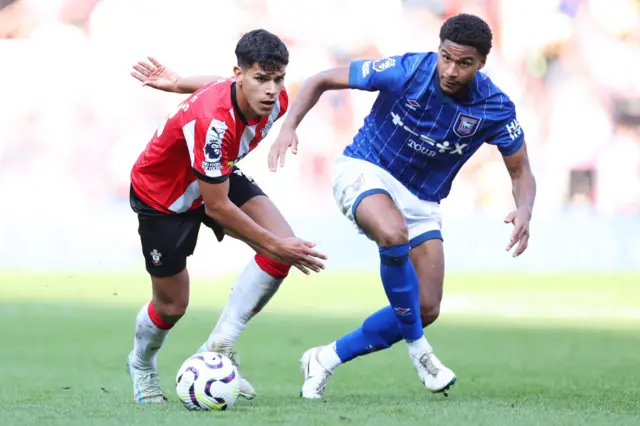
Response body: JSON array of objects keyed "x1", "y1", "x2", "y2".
[
  {"x1": 270, "y1": 237, "x2": 326, "y2": 275},
  {"x1": 131, "y1": 56, "x2": 182, "y2": 93},
  {"x1": 268, "y1": 127, "x2": 299, "y2": 172}
]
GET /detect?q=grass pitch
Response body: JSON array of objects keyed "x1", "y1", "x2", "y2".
[{"x1": 1, "y1": 271, "x2": 639, "y2": 425}]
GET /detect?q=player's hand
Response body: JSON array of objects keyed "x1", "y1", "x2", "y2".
[
  {"x1": 131, "y1": 56, "x2": 181, "y2": 93},
  {"x1": 270, "y1": 237, "x2": 326, "y2": 275},
  {"x1": 268, "y1": 126, "x2": 299, "y2": 172},
  {"x1": 504, "y1": 208, "x2": 531, "y2": 257}
]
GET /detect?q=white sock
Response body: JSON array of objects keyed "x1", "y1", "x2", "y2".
[
  {"x1": 407, "y1": 336, "x2": 432, "y2": 357},
  {"x1": 206, "y1": 257, "x2": 284, "y2": 349},
  {"x1": 132, "y1": 302, "x2": 171, "y2": 370},
  {"x1": 317, "y1": 342, "x2": 342, "y2": 372}
]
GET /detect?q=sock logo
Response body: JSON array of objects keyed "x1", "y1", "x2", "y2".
[
  {"x1": 365, "y1": 345, "x2": 382, "y2": 354},
  {"x1": 394, "y1": 307, "x2": 411, "y2": 316},
  {"x1": 150, "y1": 249, "x2": 163, "y2": 266}
]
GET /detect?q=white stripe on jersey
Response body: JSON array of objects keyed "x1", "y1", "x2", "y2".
[
  {"x1": 168, "y1": 180, "x2": 201, "y2": 213},
  {"x1": 236, "y1": 100, "x2": 281, "y2": 158},
  {"x1": 182, "y1": 120, "x2": 197, "y2": 166},
  {"x1": 269, "y1": 100, "x2": 281, "y2": 122},
  {"x1": 238, "y1": 125, "x2": 256, "y2": 158}
]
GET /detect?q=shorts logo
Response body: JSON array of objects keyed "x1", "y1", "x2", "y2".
[
  {"x1": 372, "y1": 58, "x2": 396, "y2": 72},
  {"x1": 351, "y1": 174, "x2": 364, "y2": 192},
  {"x1": 150, "y1": 249, "x2": 163, "y2": 266},
  {"x1": 452, "y1": 113, "x2": 482, "y2": 138}
]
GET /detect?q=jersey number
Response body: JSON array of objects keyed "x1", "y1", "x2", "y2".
[{"x1": 155, "y1": 95, "x2": 199, "y2": 137}]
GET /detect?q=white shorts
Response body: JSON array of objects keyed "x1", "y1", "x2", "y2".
[{"x1": 331, "y1": 155, "x2": 443, "y2": 248}]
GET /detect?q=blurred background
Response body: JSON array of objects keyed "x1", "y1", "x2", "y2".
[{"x1": 1, "y1": 0, "x2": 640, "y2": 276}]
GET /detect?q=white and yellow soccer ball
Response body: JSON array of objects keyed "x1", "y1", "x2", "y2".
[{"x1": 175, "y1": 351, "x2": 240, "y2": 411}]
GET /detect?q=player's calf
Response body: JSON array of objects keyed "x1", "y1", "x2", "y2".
[
  {"x1": 354, "y1": 194, "x2": 430, "y2": 356},
  {"x1": 128, "y1": 269, "x2": 190, "y2": 404},
  {"x1": 128, "y1": 301, "x2": 175, "y2": 404},
  {"x1": 412, "y1": 238, "x2": 445, "y2": 328},
  {"x1": 202, "y1": 254, "x2": 291, "y2": 401},
  {"x1": 420, "y1": 302, "x2": 440, "y2": 327}
]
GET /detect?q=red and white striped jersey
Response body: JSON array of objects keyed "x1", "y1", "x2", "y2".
[{"x1": 131, "y1": 79, "x2": 288, "y2": 214}]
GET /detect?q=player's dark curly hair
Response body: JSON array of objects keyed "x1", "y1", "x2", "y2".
[
  {"x1": 439, "y1": 14, "x2": 492, "y2": 57},
  {"x1": 235, "y1": 29, "x2": 289, "y2": 72}
]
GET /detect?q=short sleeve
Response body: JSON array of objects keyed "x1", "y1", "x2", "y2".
[
  {"x1": 487, "y1": 105, "x2": 525, "y2": 156},
  {"x1": 183, "y1": 117, "x2": 233, "y2": 184},
  {"x1": 348, "y1": 55, "x2": 408, "y2": 93}
]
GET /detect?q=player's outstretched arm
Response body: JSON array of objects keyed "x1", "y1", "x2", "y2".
[
  {"x1": 268, "y1": 66, "x2": 350, "y2": 171},
  {"x1": 131, "y1": 56, "x2": 224, "y2": 94},
  {"x1": 502, "y1": 143, "x2": 536, "y2": 257},
  {"x1": 282, "y1": 67, "x2": 351, "y2": 131},
  {"x1": 198, "y1": 178, "x2": 326, "y2": 274}
]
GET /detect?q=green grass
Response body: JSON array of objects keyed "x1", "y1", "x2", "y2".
[{"x1": 2, "y1": 271, "x2": 640, "y2": 425}]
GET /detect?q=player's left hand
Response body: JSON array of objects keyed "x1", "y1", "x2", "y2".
[
  {"x1": 504, "y1": 208, "x2": 531, "y2": 257},
  {"x1": 131, "y1": 56, "x2": 181, "y2": 93},
  {"x1": 268, "y1": 127, "x2": 299, "y2": 172}
]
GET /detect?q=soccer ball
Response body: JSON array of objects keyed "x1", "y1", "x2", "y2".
[{"x1": 175, "y1": 351, "x2": 240, "y2": 411}]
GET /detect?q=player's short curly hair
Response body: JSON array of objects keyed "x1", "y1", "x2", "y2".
[
  {"x1": 439, "y1": 14, "x2": 492, "y2": 57},
  {"x1": 235, "y1": 29, "x2": 289, "y2": 72}
]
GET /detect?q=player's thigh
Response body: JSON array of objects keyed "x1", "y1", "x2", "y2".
[
  {"x1": 355, "y1": 194, "x2": 408, "y2": 246},
  {"x1": 331, "y1": 156, "x2": 408, "y2": 246},
  {"x1": 410, "y1": 238, "x2": 445, "y2": 309},
  {"x1": 136, "y1": 213, "x2": 200, "y2": 312},
  {"x1": 202, "y1": 167, "x2": 294, "y2": 244},
  {"x1": 240, "y1": 195, "x2": 294, "y2": 238},
  {"x1": 222, "y1": 196, "x2": 296, "y2": 262}
]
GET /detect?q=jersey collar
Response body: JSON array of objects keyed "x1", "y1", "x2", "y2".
[{"x1": 231, "y1": 82, "x2": 260, "y2": 126}]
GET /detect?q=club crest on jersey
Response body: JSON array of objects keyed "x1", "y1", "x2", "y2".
[
  {"x1": 150, "y1": 249, "x2": 162, "y2": 266},
  {"x1": 453, "y1": 113, "x2": 482, "y2": 138},
  {"x1": 372, "y1": 58, "x2": 396, "y2": 72}
]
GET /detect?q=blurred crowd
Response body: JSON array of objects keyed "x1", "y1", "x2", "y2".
[{"x1": 1, "y1": 0, "x2": 639, "y2": 219}]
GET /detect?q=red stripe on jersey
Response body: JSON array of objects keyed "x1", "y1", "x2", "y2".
[{"x1": 131, "y1": 80, "x2": 288, "y2": 214}]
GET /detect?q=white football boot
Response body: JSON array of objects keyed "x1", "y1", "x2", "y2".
[
  {"x1": 126, "y1": 351, "x2": 168, "y2": 404},
  {"x1": 411, "y1": 349, "x2": 457, "y2": 395},
  {"x1": 300, "y1": 346, "x2": 332, "y2": 399},
  {"x1": 197, "y1": 342, "x2": 256, "y2": 400}
]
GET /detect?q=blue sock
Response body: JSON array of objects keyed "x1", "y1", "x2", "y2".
[
  {"x1": 335, "y1": 306, "x2": 402, "y2": 363},
  {"x1": 334, "y1": 243, "x2": 423, "y2": 364},
  {"x1": 378, "y1": 243, "x2": 422, "y2": 341}
]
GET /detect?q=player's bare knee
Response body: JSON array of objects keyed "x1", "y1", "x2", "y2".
[
  {"x1": 153, "y1": 299, "x2": 188, "y2": 323},
  {"x1": 374, "y1": 225, "x2": 409, "y2": 247},
  {"x1": 150, "y1": 270, "x2": 189, "y2": 323},
  {"x1": 420, "y1": 302, "x2": 440, "y2": 327}
]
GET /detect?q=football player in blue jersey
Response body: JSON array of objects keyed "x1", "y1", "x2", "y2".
[{"x1": 269, "y1": 13, "x2": 536, "y2": 398}]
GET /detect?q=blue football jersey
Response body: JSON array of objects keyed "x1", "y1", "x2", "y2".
[{"x1": 345, "y1": 52, "x2": 524, "y2": 202}]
